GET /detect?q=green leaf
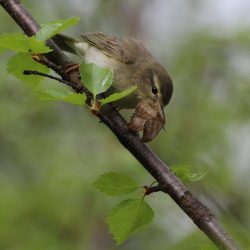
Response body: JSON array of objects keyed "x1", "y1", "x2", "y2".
[
  {"x1": 79, "y1": 63, "x2": 113, "y2": 97},
  {"x1": 171, "y1": 164, "x2": 208, "y2": 182},
  {"x1": 107, "y1": 199, "x2": 154, "y2": 245},
  {"x1": 7, "y1": 53, "x2": 49, "y2": 84},
  {"x1": 100, "y1": 86, "x2": 137, "y2": 105},
  {"x1": 36, "y1": 16, "x2": 80, "y2": 41},
  {"x1": 37, "y1": 82, "x2": 86, "y2": 105},
  {"x1": 0, "y1": 33, "x2": 51, "y2": 53},
  {"x1": 93, "y1": 172, "x2": 138, "y2": 196}
]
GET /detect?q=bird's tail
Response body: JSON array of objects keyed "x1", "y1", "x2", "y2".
[{"x1": 53, "y1": 34, "x2": 88, "y2": 57}]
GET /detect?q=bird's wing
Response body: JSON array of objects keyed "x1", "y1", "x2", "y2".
[{"x1": 81, "y1": 32, "x2": 144, "y2": 64}]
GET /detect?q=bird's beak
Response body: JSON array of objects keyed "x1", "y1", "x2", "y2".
[{"x1": 128, "y1": 97, "x2": 165, "y2": 142}]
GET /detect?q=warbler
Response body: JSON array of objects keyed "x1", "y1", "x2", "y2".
[{"x1": 54, "y1": 32, "x2": 173, "y2": 142}]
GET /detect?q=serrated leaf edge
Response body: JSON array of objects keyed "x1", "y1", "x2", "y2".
[
  {"x1": 92, "y1": 172, "x2": 138, "y2": 196},
  {"x1": 106, "y1": 198, "x2": 154, "y2": 245}
]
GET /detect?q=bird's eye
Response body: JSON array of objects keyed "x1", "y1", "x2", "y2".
[{"x1": 152, "y1": 85, "x2": 158, "y2": 95}]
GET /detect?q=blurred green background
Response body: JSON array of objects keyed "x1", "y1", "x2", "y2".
[{"x1": 0, "y1": 0, "x2": 250, "y2": 249}]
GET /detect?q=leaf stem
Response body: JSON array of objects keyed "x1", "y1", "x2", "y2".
[{"x1": 23, "y1": 70, "x2": 73, "y2": 86}]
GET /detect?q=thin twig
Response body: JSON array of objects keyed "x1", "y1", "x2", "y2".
[
  {"x1": 23, "y1": 70, "x2": 73, "y2": 85},
  {"x1": 143, "y1": 184, "x2": 166, "y2": 195},
  {"x1": 32, "y1": 54, "x2": 62, "y2": 75}
]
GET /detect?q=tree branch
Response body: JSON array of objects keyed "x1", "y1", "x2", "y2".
[
  {"x1": 143, "y1": 184, "x2": 165, "y2": 195},
  {"x1": 0, "y1": 1, "x2": 240, "y2": 249}
]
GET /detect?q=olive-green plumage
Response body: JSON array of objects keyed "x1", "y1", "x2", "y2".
[{"x1": 53, "y1": 32, "x2": 173, "y2": 142}]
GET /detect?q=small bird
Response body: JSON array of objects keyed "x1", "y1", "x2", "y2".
[{"x1": 54, "y1": 32, "x2": 173, "y2": 142}]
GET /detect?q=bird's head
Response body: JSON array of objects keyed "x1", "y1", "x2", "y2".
[
  {"x1": 137, "y1": 62, "x2": 173, "y2": 108},
  {"x1": 129, "y1": 63, "x2": 173, "y2": 142}
]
